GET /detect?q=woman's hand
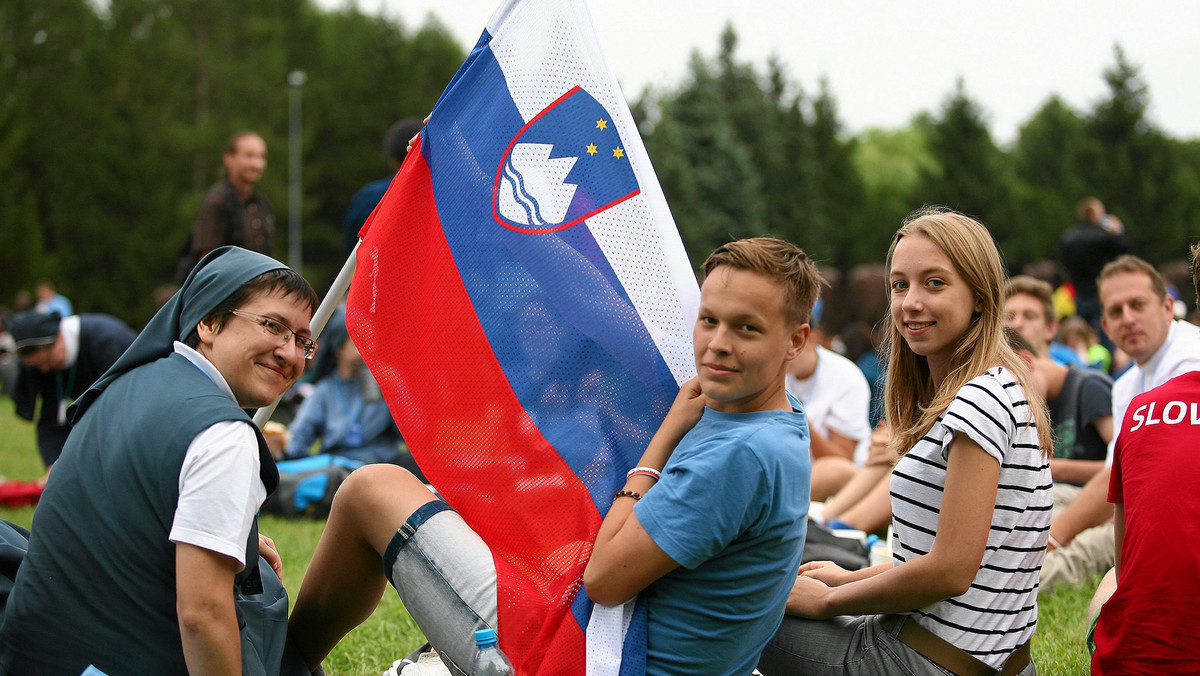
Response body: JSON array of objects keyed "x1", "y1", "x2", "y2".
[
  {"x1": 864, "y1": 422, "x2": 895, "y2": 467},
  {"x1": 786, "y1": 572, "x2": 834, "y2": 619},
  {"x1": 798, "y1": 560, "x2": 854, "y2": 587}
]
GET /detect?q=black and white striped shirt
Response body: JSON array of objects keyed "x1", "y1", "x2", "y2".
[{"x1": 890, "y1": 366, "x2": 1052, "y2": 668}]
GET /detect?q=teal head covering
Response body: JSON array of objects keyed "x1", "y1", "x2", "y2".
[{"x1": 70, "y1": 246, "x2": 288, "y2": 422}]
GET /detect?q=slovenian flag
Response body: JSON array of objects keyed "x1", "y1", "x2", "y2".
[{"x1": 345, "y1": 0, "x2": 700, "y2": 673}]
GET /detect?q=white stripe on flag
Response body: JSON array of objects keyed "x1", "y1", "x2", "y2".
[
  {"x1": 486, "y1": 0, "x2": 700, "y2": 386},
  {"x1": 586, "y1": 600, "x2": 636, "y2": 676}
]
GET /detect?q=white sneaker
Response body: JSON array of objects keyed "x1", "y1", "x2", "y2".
[
  {"x1": 381, "y1": 658, "x2": 413, "y2": 676},
  {"x1": 381, "y1": 648, "x2": 452, "y2": 676}
]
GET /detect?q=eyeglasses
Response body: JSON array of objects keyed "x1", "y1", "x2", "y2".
[{"x1": 230, "y1": 310, "x2": 317, "y2": 360}]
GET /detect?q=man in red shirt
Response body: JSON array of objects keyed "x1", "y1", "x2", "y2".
[{"x1": 1090, "y1": 242, "x2": 1200, "y2": 675}]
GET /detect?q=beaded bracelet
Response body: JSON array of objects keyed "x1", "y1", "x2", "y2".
[
  {"x1": 626, "y1": 466, "x2": 662, "y2": 481},
  {"x1": 614, "y1": 490, "x2": 642, "y2": 501}
]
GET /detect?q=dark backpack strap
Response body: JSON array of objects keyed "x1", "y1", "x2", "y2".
[{"x1": 236, "y1": 519, "x2": 264, "y2": 596}]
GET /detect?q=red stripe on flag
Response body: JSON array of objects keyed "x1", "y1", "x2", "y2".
[{"x1": 348, "y1": 147, "x2": 595, "y2": 674}]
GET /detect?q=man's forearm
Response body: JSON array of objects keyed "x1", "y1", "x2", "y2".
[
  {"x1": 1049, "y1": 466, "x2": 1114, "y2": 546},
  {"x1": 1049, "y1": 458, "x2": 1105, "y2": 486}
]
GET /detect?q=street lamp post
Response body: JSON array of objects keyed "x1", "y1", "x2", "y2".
[{"x1": 287, "y1": 70, "x2": 306, "y2": 271}]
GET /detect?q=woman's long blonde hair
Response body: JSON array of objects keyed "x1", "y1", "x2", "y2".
[{"x1": 883, "y1": 207, "x2": 1053, "y2": 457}]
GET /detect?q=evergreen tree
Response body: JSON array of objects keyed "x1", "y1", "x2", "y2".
[
  {"x1": 642, "y1": 49, "x2": 766, "y2": 265},
  {"x1": 1011, "y1": 96, "x2": 1094, "y2": 262},
  {"x1": 808, "y1": 79, "x2": 868, "y2": 267},
  {"x1": 917, "y1": 79, "x2": 1025, "y2": 263},
  {"x1": 0, "y1": 0, "x2": 464, "y2": 323},
  {"x1": 1082, "y1": 45, "x2": 1199, "y2": 263}
]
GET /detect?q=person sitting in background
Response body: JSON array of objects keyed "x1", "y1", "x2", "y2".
[
  {"x1": 785, "y1": 298, "x2": 872, "y2": 502},
  {"x1": 1005, "y1": 327, "x2": 1113, "y2": 492},
  {"x1": 1004, "y1": 277, "x2": 1114, "y2": 489},
  {"x1": 1060, "y1": 315, "x2": 1113, "y2": 373},
  {"x1": 1004, "y1": 275, "x2": 1084, "y2": 367},
  {"x1": 268, "y1": 317, "x2": 402, "y2": 466},
  {"x1": 812, "y1": 421, "x2": 895, "y2": 537},
  {"x1": 1042, "y1": 254, "x2": 1200, "y2": 594}
]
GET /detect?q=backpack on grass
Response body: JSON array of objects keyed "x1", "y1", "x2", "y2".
[{"x1": 261, "y1": 454, "x2": 363, "y2": 519}]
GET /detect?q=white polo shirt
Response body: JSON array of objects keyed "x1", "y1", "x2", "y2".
[{"x1": 1108, "y1": 320, "x2": 1200, "y2": 464}]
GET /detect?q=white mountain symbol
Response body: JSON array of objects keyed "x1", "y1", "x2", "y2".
[{"x1": 498, "y1": 143, "x2": 579, "y2": 227}]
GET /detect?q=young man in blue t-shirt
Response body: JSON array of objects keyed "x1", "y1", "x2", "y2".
[{"x1": 288, "y1": 238, "x2": 821, "y2": 674}]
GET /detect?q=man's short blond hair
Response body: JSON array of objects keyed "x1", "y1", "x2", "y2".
[{"x1": 702, "y1": 237, "x2": 826, "y2": 326}]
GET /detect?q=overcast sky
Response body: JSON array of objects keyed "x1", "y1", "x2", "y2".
[{"x1": 321, "y1": 0, "x2": 1200, "y2": 145}]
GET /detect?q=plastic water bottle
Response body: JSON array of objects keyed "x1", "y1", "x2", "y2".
[{"x1": 471, "y1": 628, "x2": 515, "y2": 675}]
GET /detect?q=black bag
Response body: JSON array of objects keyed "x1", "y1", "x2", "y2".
[{"x1": 800, "y1": 519, "x2": 870, "y2": 571}]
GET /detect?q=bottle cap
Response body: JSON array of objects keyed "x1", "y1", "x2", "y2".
[{"x1": 474, "y1": 628, "x2": 499, "y2": 647}]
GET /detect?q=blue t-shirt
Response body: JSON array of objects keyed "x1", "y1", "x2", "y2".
[
  {"x1": 1048, "y1": 341, "x2": 1084, "y2": 368},
  {"x1": 635, "y1": 400, "x2": 811, "y2": 675}
]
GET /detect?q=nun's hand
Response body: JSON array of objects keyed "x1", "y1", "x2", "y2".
[{"x1": 258, "y1": 534, "x2": 283, "y2": 578}]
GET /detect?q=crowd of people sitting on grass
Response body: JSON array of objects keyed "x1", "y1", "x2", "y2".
[{"x1": 0, "y1": 196, "x2": 1196, "y2": 674}]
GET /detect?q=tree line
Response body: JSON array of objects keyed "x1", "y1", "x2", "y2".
[
  {"x1": 642, "y1": 27, "x2": 1200, "y2": 283},
  {"x1": 3, "y1": 4, "x2": 1199, "y2": 328},
  {"x1": 1, "y1": 0, "x2": 462, "y2": 324}
]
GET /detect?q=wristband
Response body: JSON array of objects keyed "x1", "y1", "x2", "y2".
[
  {"x1": 1047, "y1": 534, "x2": 1063, "y2": 551},
  {"x1": 615, "y1": 490, "x2": 642, "y2": 501},
  {"x1": 626, "y1": 466, "x2": 662, "y2": 481}
]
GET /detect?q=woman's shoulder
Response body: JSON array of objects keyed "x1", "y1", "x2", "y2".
[
  {"x1": 959, "y1": 366, "x2": 1019, "y2": 395},
  {"x1": 952, "y1": 367, "x2": 1025, "y2": 417}
]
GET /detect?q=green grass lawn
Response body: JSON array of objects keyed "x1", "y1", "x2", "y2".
[{"x1": 0, "y1": 398, "x2": 1095, "y2": 674}]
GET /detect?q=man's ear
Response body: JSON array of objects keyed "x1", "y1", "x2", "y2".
[{"x1": 786, "y1": 323, "x2": 811, "y2": 362}]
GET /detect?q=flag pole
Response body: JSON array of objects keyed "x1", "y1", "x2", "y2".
[{"x1": 253, "y1": 241, "x2": 360, "y2": 427}]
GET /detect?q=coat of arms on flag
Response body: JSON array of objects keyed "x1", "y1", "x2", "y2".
[{"x1": 495, "y1": 86, "x2": 641, "y2": 234}]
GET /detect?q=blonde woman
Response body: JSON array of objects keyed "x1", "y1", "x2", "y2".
[{"x1": 759, "y1": 208, "x2": 1053, "y2": 676}]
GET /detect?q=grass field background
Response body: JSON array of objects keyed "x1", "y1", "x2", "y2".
[{"x1": 0, "y1": 397, "x2": 1095, "y2": 674}]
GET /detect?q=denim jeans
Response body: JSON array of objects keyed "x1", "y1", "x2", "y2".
[
  {"x1": 758, "y1": 614, "x2": 1037, "y2": 676},
  {"x1": 383, "y1": 501, "x2": 498, "y2": 676}
]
